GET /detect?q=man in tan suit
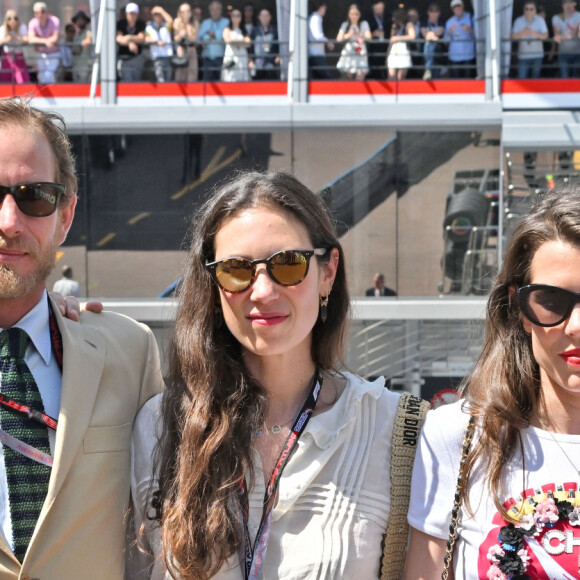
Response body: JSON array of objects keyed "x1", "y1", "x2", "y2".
[{"x1": 0, "y1": 98, "x2": 163, "y2": 578}]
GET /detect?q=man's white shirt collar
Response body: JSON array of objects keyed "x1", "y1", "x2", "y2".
[{"x1": 1, "y1": 290, "x2": 52, "y2": 365}]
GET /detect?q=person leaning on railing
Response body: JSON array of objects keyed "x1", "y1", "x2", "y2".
[
  {"x1": 27, "y1": 2, "x2": 60, "y2": 85},
  {"x1": 249, "y1": 8, "x2": 279, "y2": 80},
  {"x1": 444, "y1": 0, "x2": 475, "y2": 79},
  {"x1": 0, "y1": 9, "x2": 30, "y2": 84},
  {"x1": 552, "y1": 0, "x2": 580, "y2": 79},
  {"x1": 173, "y1": 3, "x2": 198, "y2": 82},
  {"x1": 387, "y1": 8, "x2": 415, "y2": 81},
  {"x1": 71, "y1": 10, "x2": 93, "y2": 83},
  {"x1": 511, "y1": 0, "x2": 548, "y2": 79},
  {"x1": 420, "y1": 3, "x2": 445, "y2": 80},
  {"x1": 145, "y1": 6, "x2": 174, "y2": 83}
]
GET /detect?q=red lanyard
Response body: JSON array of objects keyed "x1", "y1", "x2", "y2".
[
  {"x1": 238, "y1": 370, "x2": 322, "y2": 580},
  {"x1": 0, "y1": 300, "x2": 63, "y2": 431}
]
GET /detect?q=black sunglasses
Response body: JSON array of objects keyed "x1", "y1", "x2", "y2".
[
  {"x1": 205, "y1": 248, "x2": 327, "y2": 293},
  {"x1": 0, "y1": 182, "x2": 64, "y2": 217},
  {"x1": 517, "y1": 284, "x2": 580, "y2": 327}
]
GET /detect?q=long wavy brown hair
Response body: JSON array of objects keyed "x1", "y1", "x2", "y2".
[
  {"x1": 460, "y1": 188, "x2": 580, "y2": 519},
  {"x1": 154, "y1": 171, "x2": 350, "y2": 579}
]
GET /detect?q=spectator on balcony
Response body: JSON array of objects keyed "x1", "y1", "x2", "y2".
[
  {"x1": 407, "y1": 8, "x2": 422, "y2": 78},
  {"x1": 308, "y1": 0, "x2": 334, "y2": 79},
  {"x1": 192, "y1": 4, "x2": 203, "y2": 25},
  {"x1": 199, "y1": 1, "x2": 229, "y2": 81},
  {"x1": 0, "y1": 10, "x2": 30, "y2": 84},
  {"x1": 59, "y1": 23, "x2": 75, "y2": 81},
  {"x1": 421, "y1": 3, "x2": 445, "y2": 79},
  {"x1": 116, "y1": 3, "x2": 146, "y2": 82},
  {"x1": 366, "y1": 0, "x2": 389, "y2": 79},
  {"x1": 173, "y1": 3, "x2": 198, "y2": 82},
  {"x1": 336, "y1": 4, "x2": 371, "y2": 80},
  {"x1": 243, "y1": 2, "x2": 255, "y2": 36},
  {"x1": 250, "y1": 8, "x2": 279, "y2": 80},
  {"x1": 552, "y1": 0, "x2": 580, "y2": 78},
  {"x1": 444, "y1": 0, "x2": 475, "y2": 78},
  {"x1": 221, "y1": 9, "x2": 250, "y2": 82},
  {"x1": 146, "y1": 6, "x2": 174, "y2": 83},
  {"x1": 387, "y1": 8, "x2": 415, "y2": 81},
  {"x1": 366, "y1": 273, "x2": 397, "y2": 296},
  {"x1": 27, "y1": 2, "x2": 60, "y2": 84},
  {"x1": 512, "y1": 1, "x2": 548, "y2": 79},
  {"x1": 70, "y1": 10, "x2": 93, "y2": 83}
]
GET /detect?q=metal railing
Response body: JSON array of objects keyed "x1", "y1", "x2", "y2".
[{"x1": 100, "y1": 297, "x2": 487, "y2": 398}]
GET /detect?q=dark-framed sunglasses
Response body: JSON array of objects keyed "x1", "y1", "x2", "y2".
[
  {"x1": 205, "y1": 248, "x2": 328, "y2": 293},
  {"x1": 0, "y1": 182, "x2": 65, "y2": 217},
  {"x1": 517, "y1": 284, "x2": 580, "y2": 327}
]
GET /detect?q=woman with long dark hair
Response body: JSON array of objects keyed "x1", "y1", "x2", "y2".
[
  {"x1": 129, "y1": 171, "x2": 403, "y2": 579},
  {"x1": 406, "y1": 189, "x2": 580, "y2": 579}
]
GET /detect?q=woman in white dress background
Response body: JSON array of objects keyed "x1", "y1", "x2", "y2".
[
  {"x1": 387, "y1": 8, "x2": 415, "y2": 81},
  {"x1": 221, "y1": 8, "x2": 250, "y2": 82}
]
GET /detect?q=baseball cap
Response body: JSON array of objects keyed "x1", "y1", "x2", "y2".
[
  {"x1": 450, "y1": 0, "x2": 464, "y2": 7},
  {"x1": 125, "y1": 3, "x2": 139, "y2": 13}
]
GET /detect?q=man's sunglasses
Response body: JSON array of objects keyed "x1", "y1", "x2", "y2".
[
  {"x1": 205, "y1": 248, "x2": 327, "y2": 293},
  {"x1": 0, "y1": 182, "x2": 65, "y2": 217},
  {"x1": 517, "y1": 284, "x2": 580, "y2": 327}
]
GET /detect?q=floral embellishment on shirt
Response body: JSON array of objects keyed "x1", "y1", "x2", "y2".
[{"x1": 485, "y1": 484, "x2": 580, "y2": 579}]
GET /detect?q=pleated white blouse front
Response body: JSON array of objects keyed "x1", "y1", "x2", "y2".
[{"x1": 129, "y1": 373, "x2": 398, "y2": 580}]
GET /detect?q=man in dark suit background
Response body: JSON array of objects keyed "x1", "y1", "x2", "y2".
[
  {"x1": 366, "y1": 272, "x2": 397, "y2": 296},
  {"x1": 366, "y1": 0, "x2": 390, "y2": 79}
]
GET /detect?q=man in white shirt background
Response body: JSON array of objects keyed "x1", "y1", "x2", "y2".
[{"x1": 308, "y1": 0, "x2": 334, "y2": 79}]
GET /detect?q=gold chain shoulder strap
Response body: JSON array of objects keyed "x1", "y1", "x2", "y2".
[
  {"x1": 441, "y1": 414, "x2": 476, "y2": 580},
  {"x1": 381, "y1": 392, "x2": 430, "y2": 580}
]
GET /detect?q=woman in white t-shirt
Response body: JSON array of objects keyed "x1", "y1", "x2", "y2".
[
  {"x1": 0, "y1": 9, "x2": 30, "y2": 84},
  {"x1": 406, "y1": 188, "x2": 580, "y2": 580}
]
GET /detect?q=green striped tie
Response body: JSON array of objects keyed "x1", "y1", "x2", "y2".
[{"x1": 0, "y1": 328, "x2": 51, "y2": 562}]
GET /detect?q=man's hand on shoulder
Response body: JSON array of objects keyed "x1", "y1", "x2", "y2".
[{"x1": 50, "y1": 292, "x2": 104, "y2": 322}]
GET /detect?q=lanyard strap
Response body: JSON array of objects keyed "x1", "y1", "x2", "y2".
[
  {"x1": 0, "y1": 427, "x2": 53, "y2": 467},
  {"x1": 0, "y1": 300, "x2": 63, "y2": 431},
  {"x1": 239, "y1": 370, "x2": 322, "y2": 580}
]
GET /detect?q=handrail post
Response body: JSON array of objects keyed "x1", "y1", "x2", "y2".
[{"x1": 288, "y1": 0, "x2": 308, "y2": 103}]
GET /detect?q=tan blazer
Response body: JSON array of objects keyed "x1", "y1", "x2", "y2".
[{"x1": 0, "y1": 299, "x2": 164, "y2": 580}]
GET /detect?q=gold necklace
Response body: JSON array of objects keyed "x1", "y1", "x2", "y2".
[{"x1": 537, "y1": 416, "x2": 580, "y2": 477}]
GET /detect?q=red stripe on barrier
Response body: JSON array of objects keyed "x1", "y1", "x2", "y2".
[
  {"x1": 308, "y1": 79, "x2": 485, "y2": 95},
  {"x1": 0, "y1": 83, "x2": 99, "y2": 98},
  {"x1": 116, "y1": 81, "x2": 287, "y2": 97},
  {"x1": 501, "y1": 79, "x2": 580, "y2": 93}
]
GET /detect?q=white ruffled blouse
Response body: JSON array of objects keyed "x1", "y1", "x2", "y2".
[{"x1": 128, "y1": 372, "x2": 399, "y2": 579}]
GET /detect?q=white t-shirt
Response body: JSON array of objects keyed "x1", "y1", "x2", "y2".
[
  {"x1": 512, "y1": 15, "x2": 547, "y2": 59},
  {"x1": 408, "y1": 401, "x2": 580, "y2": 580},
  {"x1": 552, "y1": 11, "x2": 580, "y2": 54},
  {"x1": 128, "y1": 372, "x2": 399, "y2": 579}
]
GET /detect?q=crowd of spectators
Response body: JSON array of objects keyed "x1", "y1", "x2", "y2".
[
  {"x1": 308, "y1": 0, "x2": 580, "y2": 80},
  {"x1": 0, "y1": 0, "x2": 280, "y2": 84},
  {"x1": 116, "y1": 0, "x2": 280, "y2": 82},
  {"x1": 308, "y1": 0, "x2": 476, "y2": 80},
  {"x1": 0, "y1": 2, "x2": 93, "y2": 84},
  {"x1": 1, "y1": 0, "x2": 579, "y2": 84}
]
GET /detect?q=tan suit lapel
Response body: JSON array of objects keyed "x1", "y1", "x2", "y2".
[{"x1": 43, "y1": 299, "x2": 106, "y2": 503}]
